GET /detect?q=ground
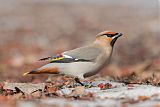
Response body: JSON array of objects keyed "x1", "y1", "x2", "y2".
[{"x1": 1, "y1": 79, "x2": 160, "y2": 107}]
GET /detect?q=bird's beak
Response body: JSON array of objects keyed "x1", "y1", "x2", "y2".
[
  {"x1": 116, "y1": 33, "x2": 123, "y2": 38},
  {"x1": 111, "y1": 33, "x2": 123, "y2": 40},
  {"x1": 110, "y1": 33, "x2": 123, "y2": 47}
]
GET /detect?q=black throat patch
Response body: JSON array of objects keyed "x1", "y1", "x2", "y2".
[{"x1": 110, "y1": 37, "x2": 118, "y2": 47}]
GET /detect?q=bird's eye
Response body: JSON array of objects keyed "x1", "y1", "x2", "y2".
[
  {"x1": 106, "y1": 34, "x2": 114, "y2": 37},
  {"x1": 104, "y1": 33, "x2": 118, "y2": 38}
]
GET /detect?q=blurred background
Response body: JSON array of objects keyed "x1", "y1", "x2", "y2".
[{"x1": 0, "y1": 0, "x2": 159, "y2": 82}]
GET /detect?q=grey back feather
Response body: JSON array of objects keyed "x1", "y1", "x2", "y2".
[{"x1": 63, "y1": 44, "x2": 103, "y2": 61}]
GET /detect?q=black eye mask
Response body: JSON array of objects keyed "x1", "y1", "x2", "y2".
[{"x1": 104, "y1": 33, "x2": 118, "y2": 37}]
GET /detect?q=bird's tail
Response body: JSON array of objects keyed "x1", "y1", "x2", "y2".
[
  {"x1": 23, "y1": 67, "x2": 59, "y2": 76},
  {"x1": 23, "y1": 70, "x2": 38, "y2": 76},
  {"x1": 39, "y1": 57, "x2": 52, "y2": 61}
]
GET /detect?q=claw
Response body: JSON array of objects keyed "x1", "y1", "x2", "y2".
[{"x1": 74, "y1": 77, "x2": 84, "y2": 86}]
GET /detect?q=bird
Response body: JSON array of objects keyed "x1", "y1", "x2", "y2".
[{"x1": 23, "y1": 31, "x2": 123, "y2": 85}]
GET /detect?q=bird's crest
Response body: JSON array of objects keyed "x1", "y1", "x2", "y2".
[{"x1": 97, "y1": 31, "x2": 116, "y2": 37}]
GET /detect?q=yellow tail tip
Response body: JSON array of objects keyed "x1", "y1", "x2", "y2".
[{"x1": 23, "y1": 72, "x2": 30, "y2": 76}]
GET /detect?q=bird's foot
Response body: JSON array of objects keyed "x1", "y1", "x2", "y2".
[
  {"x1": 74, "y1": 77, "x2": 93, "y2": 88},
  {"x1": 45, "y1": 77, "x2": 52, "y2": 83},
  {"x1": 74, "y1": 77, "x2": 84, "y2": 86}
]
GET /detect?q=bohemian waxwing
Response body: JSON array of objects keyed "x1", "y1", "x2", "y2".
[{"x1": 23, "y1": 31, "x2": 122, "y2": 84}]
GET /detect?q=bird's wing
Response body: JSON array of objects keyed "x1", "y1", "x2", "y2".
[
  {"x1": 39, "y1": 44, "x2": 102, "y2": 63},
  {"x1": 39, "y1": 54, "x2": 64, "y2": 62},
  {"x1": 62, "y1": 44, "x2": 102, "y2": 61},
  {"x1": 39, "y1": 54, "x2": 91, "y2": 63}
]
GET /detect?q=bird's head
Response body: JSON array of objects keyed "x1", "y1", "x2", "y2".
[{"x1": 96, "y1": 31, "x2": 123, "y2": 47}]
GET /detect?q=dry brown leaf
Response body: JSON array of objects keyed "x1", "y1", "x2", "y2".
[
  {"x1": 138, "y1": 96, "x2": 150, "y2": 101},
  {"x1": 11, "y1": 93, "x2": 23, "y2": 99},
  {"x1": 31, "y1": 91, "x2": 42, "y2": 98},
  {"x1": 69, "y1": 86, "x2": 85, "y2": 97},
  {"x1": 3, "y1": 82, "x2": 45, "y2": 94},
  {"x1": 46, "y1": 87, "x2": 57, "y2": 94}
]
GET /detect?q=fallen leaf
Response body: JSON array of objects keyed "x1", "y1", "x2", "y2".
[
  {"x1": 69, "y1": 86, "x2": 85, "y2": 97},
  {"x1": 138, "y1": 96, "x2": 149, "y2": 101},
  {"x1": 3, "y1": 82, "x2": 45, "y2": 94},
  {"x1": 46, "y1": 86, "x2": 58, "y2": 94},
  {"x1": 11, "y1": 93, "x2": 23, "y2": 99},
  {"x1": 4, "y1": 89, "x2": 14, "y2": 95},
  {"x1": 31, "y1": 91, "x2": 42, "y2": 98}
]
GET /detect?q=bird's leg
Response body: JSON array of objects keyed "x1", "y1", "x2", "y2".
[
  {"x1": 74, "y1": 77, "x2": 84, "y2": 86},
  {"x1": 45, "y1": 74, "x2": 59, "y2": 82},
  {"x1": 45, "y1": 74, "x2": 53, "y2": 82}
]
